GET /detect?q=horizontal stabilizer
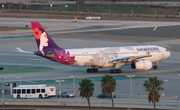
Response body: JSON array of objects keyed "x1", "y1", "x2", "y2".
[{"x1": 14, "y1": 47, "x2": 33, "y2": 54}]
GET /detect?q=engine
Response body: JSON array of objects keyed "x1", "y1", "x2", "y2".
[{"x1": 131, "y1": 60, "x2": 152, "y2": 70}]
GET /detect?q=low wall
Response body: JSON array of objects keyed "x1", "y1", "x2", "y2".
[{"x1": 1, "y1": 100, "x2": 177, "y2": 110}]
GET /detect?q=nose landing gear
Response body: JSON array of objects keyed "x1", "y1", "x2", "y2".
[{"x1": 153, "y1": 62, "x2": 158, "y2": 69}]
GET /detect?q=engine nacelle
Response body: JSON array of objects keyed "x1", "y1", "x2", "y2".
[{"x1": 131, "y1": 60, "x2": 152, "y2": 70}]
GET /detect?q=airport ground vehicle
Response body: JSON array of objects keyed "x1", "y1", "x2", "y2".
[
  {"x1": 72, "y1": 15, "x2": 78, "y2": 22},
  {"x1": 12, "y1": 84, "x2": 56, "y2": 99},
  {"x1": 97, "y1": 93, "x2": 115, "y2": 99},
  {"x1": 57, "y1": 91, "x2": 75, "y2": 98}
]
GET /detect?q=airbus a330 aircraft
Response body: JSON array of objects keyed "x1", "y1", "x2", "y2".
[{"x1": 16, "y1": 22, "x2": 171, "y2": 73}]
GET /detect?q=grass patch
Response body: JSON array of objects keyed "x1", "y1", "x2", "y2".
[
  {"x1": 0, "y1": 35, "x2": 32, "y2": 39},
  {"x1": 0, "y1": 65, "x2": 54, "y2": 75},
  {"x1": 0, "y1": 26, "x2": 30, "y2": 31},
  {"x1": 6, "y1": 75, "x2": 148, "y2": 85}
]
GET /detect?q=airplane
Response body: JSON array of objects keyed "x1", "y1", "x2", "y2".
[{"x1": 16, "y1": 22, "x2": 171, "y2": 73}]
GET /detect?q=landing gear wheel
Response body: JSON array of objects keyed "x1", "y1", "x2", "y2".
[
  {"x1": 87, "y1": 68, "x2": 90, "y2": 73},
  {"x1": 116, "y1": 69, "x2": 122, "y2": 73},
  {"x1": 87, "y1": 68, "x2": 93, "y2": 73},
  {"x1": 153, "y1": 66, "x2": 158, "y2": 69},
  {"x1": 94, "y1": 68, "x2": 98, "y2": 72},
  {"x1": 110, "y1": 69, "x2": 122, "y2": 74},
  {"x1": 89, "y1": 69, "x2": 93, "y2": 73},
  {"x1": 110, "y1": 69, "x2": 114, "y2": 73},
  {"x1": 87, "y1": 68, "x2": 99, "y2": 73}
]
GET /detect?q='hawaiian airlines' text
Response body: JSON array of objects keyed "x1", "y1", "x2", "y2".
[{"x1": 136, "y1": 47, "x2": 160, "y2": 52}]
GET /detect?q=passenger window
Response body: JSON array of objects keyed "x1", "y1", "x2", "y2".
[
  {"x1": 36, "y1": 89, "x2": 40, "y2": 93},
  {"x1": 41, "y1": 89, "x2": 45, "y2": 93},
  {"x1": 32, "y1": 89, "x2": 35, "y2": 94},
  {"x1": 22, "y1": 89, "x2": 26, "y2": 94},
  {"x1": 13, "y1": 89, "x2": 16, "y2": 94},
  {"x1": 17, "y1": 89, "x2": 21, "y2": 94},
  {"x1": 27, "y1": 89, "x2": 30, "y2": 94}
]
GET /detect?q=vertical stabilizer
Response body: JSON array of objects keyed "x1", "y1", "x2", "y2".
[
  {"x1": 31, "y1": 22, "x2": 59, "y2": 53},
  {"x1": 31, "y1": 22, "x2": 76, "y2": 65}
]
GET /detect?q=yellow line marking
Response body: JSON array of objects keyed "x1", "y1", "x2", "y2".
[{"x1": 153, "y1": 26, "x2": 158, "y2": 31}]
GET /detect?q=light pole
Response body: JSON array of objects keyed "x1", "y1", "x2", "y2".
[
  {"x1": 0, "y1": 67, "x2": 4, "y2": 110},
  {"x1": 2, "y1": 77, "x2": 4, "y2": 110},
  {"x1": 154, "y1": 11, "x2": 156, "y2": 16},
  {"x1": 2, "y1": 4, "x2": 4, "y2": 10},
  {"x1": 70, "y1": 76, "x2": 75, "y2": 95},
  {"x1": 127, "y1": 75, "x2": 135, "y2": 97},
  {"x1": 78, "y1": 0, "x2": 79, "y2": 13},
  {"x1": 50, "y1": 4, "x2": 52, "y2": 11},
  {"x1": 178, "y1": 74, "x2": 180, "y2": 110},
  {"x1": 16, "y1": 77, "x2": 21, "y2": 85},
  {"x1": 178, "y1": 96, "x2": 180, "y2": 110},
  {"x1": 87, "y1": 9, "x2": 89, "y2": 13},
  {"x1": 109, "y1": 9, "x2": 111, "y2": 15},
  {"x1": 26, "y1": 0, "x2": 28, "y2": 10},
  {"x1": 162, "y1": 79, "x2": 168, "y2": 96},
  {"x1": 56, "y1": 80, "x2": 64, "y2": 103},
  {"x1": 162, "y1": 79, "x2": 168, "y2": 106},
  {"x1": 131, "y1": 10, "x2": 133, "y2": 16},
  {"x1": 2, "y1": 76, "x2": 7, "y2": 110}
]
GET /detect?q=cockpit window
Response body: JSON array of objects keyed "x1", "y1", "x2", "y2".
[{"x1": 166, "y1": 50, "x2": 169, "y2": 52}]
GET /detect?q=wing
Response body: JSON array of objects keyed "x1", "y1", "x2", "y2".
[
  {"x1": 14, "y1": 47, "x2": 34, "y2": 54},
  {"x1": 109, "y1": 53, "x2": 152, "y2": 63}
]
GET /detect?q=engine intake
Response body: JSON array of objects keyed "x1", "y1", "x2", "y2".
[{"x1": 131, "y1": 60, "x2": 152, "y2": 70}]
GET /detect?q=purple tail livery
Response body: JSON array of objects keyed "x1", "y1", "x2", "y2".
[{"x1": 31, "y1": 22, "x2": 76, "y2": 65}]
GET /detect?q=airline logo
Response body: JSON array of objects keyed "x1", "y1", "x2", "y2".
[{"x1": 136, "y1": 47, "x2": 160, "y2": 52}]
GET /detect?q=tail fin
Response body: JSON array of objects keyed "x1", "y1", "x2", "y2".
[{"x1": 31, "y1": 22, "x2": 60, "y2": 52}]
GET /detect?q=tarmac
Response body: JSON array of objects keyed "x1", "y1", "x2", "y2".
[{"x1": 0, "y1": 17, "x2": 180, "y2": 109}]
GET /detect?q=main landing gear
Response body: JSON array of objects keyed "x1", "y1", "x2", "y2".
[
  {"x1": 109, "y1": 69, "x2": 122, "y2": 74},
  {"x1": 153, "y1": 62, "x2": 158, "y2": 69},
  {"x1": 109, "y1": 62, "x2": 123, "y2": 74},
  {"x1": 87, "y1": 68, "x2": 98, "y2": 73}
]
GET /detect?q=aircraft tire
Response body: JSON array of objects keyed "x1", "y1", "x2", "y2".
[
  {"x1": 153, "y1": 66, "x2": 158, "y2": 69},
  {"x1": 90, "y1": 69, "x2": 94, "y2": 73},
  {"x1": 110, "y1": 69, "x2": 115, "y2": 74},
  {"x1": 117, "y1": 69, "x2": 122, "y2": 73},
  {"x1": 87, "y1": 68, "x2": 94, "y2": 73},
  {"x1": 87, "y1": 69, "x2": 89, "y2": 73},
  {"x1": 110, "y1": 69, "x2": 113, "y2": 73},
  {"x1": 87, "y1": 68, "x2": 91, "y2": 73},
  {"x1": 94, "y1": 68, "x2": 98, "y2": 73}
]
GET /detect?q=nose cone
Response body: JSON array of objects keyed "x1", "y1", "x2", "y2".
[{"x1": 165, "y1": 51, "x2": 171, "y2": 59}]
